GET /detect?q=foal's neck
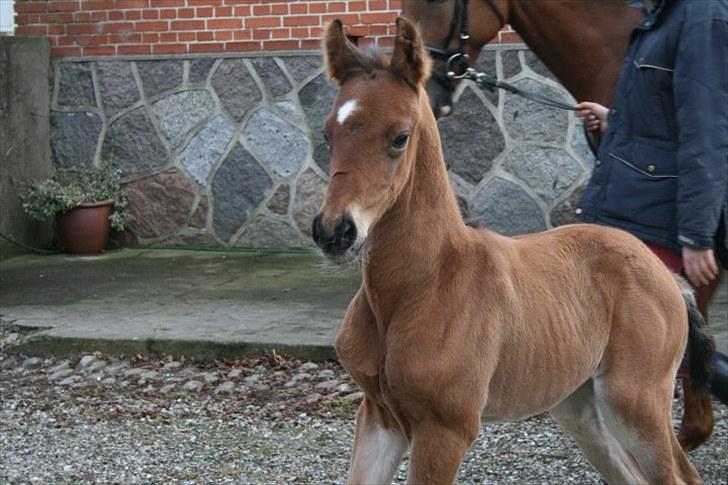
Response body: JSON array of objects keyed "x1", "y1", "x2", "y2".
[{"x1": 363, "y1": 94, "x2": 467, "y2": 290}]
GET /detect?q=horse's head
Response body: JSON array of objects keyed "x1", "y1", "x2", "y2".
[
  {"x1": 401, "y1": 0, "x2": 507, "y2": 118},
  {"x1": 312, "y1": 17, "x2": 431, "y2": 263}
]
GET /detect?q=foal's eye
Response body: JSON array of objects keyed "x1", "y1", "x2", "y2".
[{"x1": 391, "y1": 133, "x2": 409, "y2": 151}]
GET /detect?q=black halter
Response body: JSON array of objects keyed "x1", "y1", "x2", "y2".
[{"x1": 425, "y1": 0, "x2": 506, "y2": 80}]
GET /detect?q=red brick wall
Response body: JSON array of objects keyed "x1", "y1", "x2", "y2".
[{"x1": 14, "y1": 0, "x2": 521, "y2": 58}]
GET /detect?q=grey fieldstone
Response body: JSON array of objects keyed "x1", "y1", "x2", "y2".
[
  {"x1": 550, "y1": 182, "x2": 588, "y2": 227},
  {"x1": 212, "y1": 59, "x2": 262, "y2": 121},
  {"x1": 215, "y1": 381, "x2": 235, "y2": 394},
  {"x1": 182, "y1": 380, "x2": 203, "y2": 392},
  {"x1": 51, "y1": 111, "x2": 102, "y2": 168},
  {"x1": 56, "y1": 62, "x2": 95, "y2": 107},
  {"x1": 77, "y1": 355, "x2": 97, "y2": 369},
  {"x1": 151, "y1": 90, "x2": 216, "y2": 148},
  {"x1": 137, "y1": 60, "x2": 183, "y2": 98},
  {"x1": 524, "y1": 51, "x2": 557, "y2": 81},
  {"x1": 571, "y1": 126, "x2": 597, "y2": 166},
  {"x1": 180, "y1": 114, "x2": 234, "y2": 184},
  {"x1": 501, "y1": 50, "x2": 522, "y2": 79},
  {"x1": 125, "y1": 169, "x2": 197, "y2": 239},
  {"x1": 243, "y1": 108, "x2": 309, "y2": 178},
  {"x1": 471, "y1": 50, "x2": 498, "y2": 105},
  {"x1": 234, "y1": 214, "x2": 307, "y2": 249},
  {"x1": 101, "y1": 107, "x2": 168, "y2": 177},
  {"x1": 501, "y1": 146, "x2": 583, "y2": 204},
  {"x1": 96, "y1": 61, "x2": 140, "y2": 117},
  {"x1": 252, "y1": 58, "x2": 292, "y2": 98},
  {"x1": 189, "y1": 197, "x2": 208, "y2": 228},
  {"x1": 22, "y1": 357, "x2": 43, "y2": 369},
  {"x1": 211, "y1": 144, "x2": 273, "y2": 242},
  {"x1": 189, "y1": 58, "x2": 215, "y2": 84},
  {"x1": 503, "y1": 78, "x2": 570, "y2": 144},
  {"x1": 267, "y1": 185, "x2": 290, "y2": 215},
  {"x1": 283, "y1": 55, "x2": 322, "y2": 83},
  {"x1": 292, "y1": 169, "x2": 327, "y2": 236},
  {"x1": 300, "y1": 73, "x2": 337, "y2": 173},
  {"x1": 470, "y1": 177, "x2": 546, "y2": 236},
  {"x1": 438, "y1": 87, "x2": 505, "y2": 184}
]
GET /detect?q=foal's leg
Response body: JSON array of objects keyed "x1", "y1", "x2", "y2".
[
  {"x1": 347, "y1": 396, "x2": 408, "y2": 485},
  {"x1": 678, "y1": 270, "x2": 723, "y2": 450},
  {"x1": 550, "y1": 379, "x2": 647, "y2": 484},
  {"x1": 407, "y1": 420, "x2": 478, "y2": 485}
]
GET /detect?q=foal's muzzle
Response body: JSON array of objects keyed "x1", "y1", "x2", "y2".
[{"x1": 312, "y1": 213, "x2": 357, "y2": 256}]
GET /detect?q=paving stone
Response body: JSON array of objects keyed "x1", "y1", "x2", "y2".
[
  {"x1": 438, "y1": 87, "x2": 505, "y2": 184},
  {"x1": 503, "y1": 78, "x2": 570, "y2": 145},
  {"x1": 243, "y1": 108, "x2": 309, "y2": 178},
  {"x1": 151, "y1": 90, "x2": 216, "y2": 148},
  {"x1": 56, "y1": 62, "x2": 96, "y2": 107},
  {"x1": 125, "y1": 168, "x2": 197, "y2": 239},
  {"x1": 234, "y1": 214, "x2": 308, "y2": 249},
  {"x1": 189, "y1": 58, "x2": 215, "y2": 83},
  {"x1": 211, "y1": 144, "x2": 273, "y2": 242},
  {"x1": 470, "y1": 49, "x2": 499, "y2": 105},
  {"x1": 189, "y1": 197, "x2": 208, "y2": 228},
  {"x1": 550, "y1": 182, "x2": 588, "y2": 227},
  {"x1": 274, "y1": 100, "x2": 305, "y2": 124},
  {"x1": 283, "y1": 55, "x2": 322, "y2": 83},
  {"x1": 501, "y1": 146, "x2": 583, "y2": 204},
  {"x1": 571, "y1": 126, "x2": 597, "y2": 166},
  {"x1": 501, "y1": 49, "x2": 523, "y2": 79},
  {"x1": 101, "y1": 107, "x2": 168, "y2": 177},
  {"x1": 96, "y1": 61, "x2": 140, "y2": 117},
  {"x1": 252, "y1": 58, "x2": 292, "y2": 98},
  {"x1": 51, "y1": 111, "x2": 102, "y2": 168},
  {"x1": 212, "y1": 59, "x2": 262, "y2": 121},
  {"x1": 266, "y1": 185, "x2": 290, "y2": 215},
  {"x1": 180, "y1": 114, "x2": 234, "y2": 184},
  {"x1": 292, "y1": 169, "x2": 327, "y2": 237},
  {"x1": 470, "y1": 177, "x2": 546, "y2": 236},
  {"x1": 137, "y1": 60, "x2": 183, "y2": 98},
  {"x1": 524, "y1": 50, "x2": 557, "y2": 81},
  {"x1": 299, "y1": 73, "x2": 337, "y2": 173}
]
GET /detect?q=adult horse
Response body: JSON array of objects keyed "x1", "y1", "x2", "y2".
[
  {"x1": 314, "y1": 17, "x2": 712, "y2": 484},
  {"x1": 400, "y1": 0, "x2": 723, "y2": 451}
]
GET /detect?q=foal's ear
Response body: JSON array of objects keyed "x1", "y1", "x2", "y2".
[
  {"x1": 324, "y1": 19, "x2": 368, "y2": 84},
  {"x1": 391, "y1": 17, "x2": 431, "y2": 88}
]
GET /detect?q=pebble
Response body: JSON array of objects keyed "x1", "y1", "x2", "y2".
[
  {"x1": 101, "y1": 377, "x2": 116, "y2": 385},
  {"x1": 298, "y1": 362, "x2": 320, "y2": 372},
  {"x1": 200, "y1": 372, "x2": 219, "y2": 384},
  {"x1": 49, "y1": 369, "x2": 74, "y2": 381},
  {"x1": 336, "y1": 383, "x2": 352, "y2": 394},
  {"x1": 317, "y1": 369, "x2": 335, "y2": 379},
  {"x1": 227, "y1": 369, "x2": 243, "y2": 380},
  {"x1": 291, "y1": 373, "x2": 311, "y2": 383},
  {"x1": 123, "y1": 368, "x2": 143, "y2": 378},
  {"x1": 162, "y1": 361, "x2": 182, "y2": 371},
  {"x1": 342, "y1": 391, "x2": 364, "y2": 403},
  {"x1": 58, "y1": 375, "x2": 82, "y2": 386},
  {"x1": 314, "y1": 380, "x2": 339, "y2": 392},
  {"x1": 48, "y1": 361, "x2": 70, "y2": 374},
  {"x1": 214, "y1": 381, "x2": 235, "y2": 394},
  {"x1": 182, "y1": 380, "x2": 203, "y2": 392},
  {"x1": 140, "y1": 370, "x2": 159, "y2": 380},
  {"x1": 85, "y1": 361, "x2": 106, "y2": 374},
  {"x1": 77, "y1": 355, "x2": 97, "y2": 369},
  {"x1": 243, "y1": 375, "x2": 261, "y2": 386},
  {"x1": 160, "y1": 384, "x2": 176, "y2": 393},
  {"x1": 22, "y1": 357, "x2": 43, "y2": 369}
]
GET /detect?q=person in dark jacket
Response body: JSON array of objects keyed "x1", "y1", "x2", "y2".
[
  {"x1": 575, "y1": 0, "x2": 728, "y2": 438},
  {"x1": 575, "y1": 0, "x2": 727, "y2": 285}
]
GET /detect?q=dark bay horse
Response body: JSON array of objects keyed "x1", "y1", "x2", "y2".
[
  {"x1": 401, "y1": 0, "x2": 723, "y2": 451},
  {"x1": 314, "y1": 17, "x2": 712, "y2": 484}
]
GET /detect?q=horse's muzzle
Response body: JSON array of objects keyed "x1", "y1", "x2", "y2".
[{"x1": 312, "y1": 213, "x2": 357, "y2": 256}]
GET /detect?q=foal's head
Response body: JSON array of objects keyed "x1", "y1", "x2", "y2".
[{"x1": 312, "y1": 17, "x2": 432, "y2": 263}]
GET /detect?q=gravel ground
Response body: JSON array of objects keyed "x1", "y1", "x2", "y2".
[{"x1": 1, "y1": 322, "x2": 726, "y2": 484}]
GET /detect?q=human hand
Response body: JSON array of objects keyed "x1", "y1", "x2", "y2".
[
  {"x1": 682, "y1": 247, "x2": 719, "y2": 287},
  {"x1": 575, "y1": 102, "x2": 609, "y2": 133}
]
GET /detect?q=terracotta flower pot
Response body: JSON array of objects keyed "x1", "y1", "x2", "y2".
[{"x1": 56, "y1": 201, "x2": 113, "y2": 255}]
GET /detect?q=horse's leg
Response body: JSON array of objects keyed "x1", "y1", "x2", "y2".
[
  {"x1": 346, "y1": 395, "x2": 408, "y2": 485},
  {"x1": 678, "y1": 270, "x2": 723, "y2": 451},
  {"x1": 407, "y1": 420, "x2": 477, "y2": 485},
  {"x1": 550, "y1": 379, "x2": 647, "y2": 484},
  {"x1": 596, "y1": 372, "x2": 701, "y2": 484}
]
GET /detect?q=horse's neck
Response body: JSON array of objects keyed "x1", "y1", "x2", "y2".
[
  {"x1": 509, "y1": 0, "x2": 641, "y2": 105},
  {"x1": 363, "y1": 103, "x2": 466, "y2": 300}
]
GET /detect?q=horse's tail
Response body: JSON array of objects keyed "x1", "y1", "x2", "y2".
[{"x1": 675, "y1": 275, "x2": 715, "y2": 393}]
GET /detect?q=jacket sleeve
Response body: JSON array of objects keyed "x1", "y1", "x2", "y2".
[{"x1": 673, "y1": 9, "x2": 728, "y2": 249}]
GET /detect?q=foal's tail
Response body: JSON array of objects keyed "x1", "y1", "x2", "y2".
[{"x1": 675, "y1": 276, "x2": 715, "y2": 392}]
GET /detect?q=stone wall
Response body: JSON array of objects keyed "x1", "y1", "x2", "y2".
[
  {"x1": 0, "y1": 37, "x2": 53, "y2": 260},
  {"x1": 50, "y1": 46, "x2": 591, "y2": 249}
]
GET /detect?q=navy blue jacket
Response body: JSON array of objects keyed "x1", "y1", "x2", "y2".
[{"x1": 579, "y1": 0, "x2": 728, "y2": 254}]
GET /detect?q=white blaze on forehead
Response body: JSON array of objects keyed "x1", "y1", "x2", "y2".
[
  {"x1": 337, "y1": 99, "x2": 358, "y2": 125},
  {"x1": 349, "y1": 205, "x2": 373, "y2": 238}
]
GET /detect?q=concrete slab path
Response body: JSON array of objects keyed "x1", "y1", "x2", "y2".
[{"x1": 1, "y1": 248, "x2": 726, "y2": 360}]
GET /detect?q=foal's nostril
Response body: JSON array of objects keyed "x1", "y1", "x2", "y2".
[
  {"x1": 337, "y1": 216, "x2": 357, "y2": 249},
  {"x1": 312, "y1": 214, "x2": 327, "y2": 247}
]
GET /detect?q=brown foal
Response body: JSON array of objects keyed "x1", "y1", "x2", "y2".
[{"x1": 313, "y1": 18, "x2": 712, "y2": 484}]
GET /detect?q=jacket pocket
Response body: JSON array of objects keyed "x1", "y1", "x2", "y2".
[{"x1": 601, "y1": 141, "x2": 678, "y2": 231}]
